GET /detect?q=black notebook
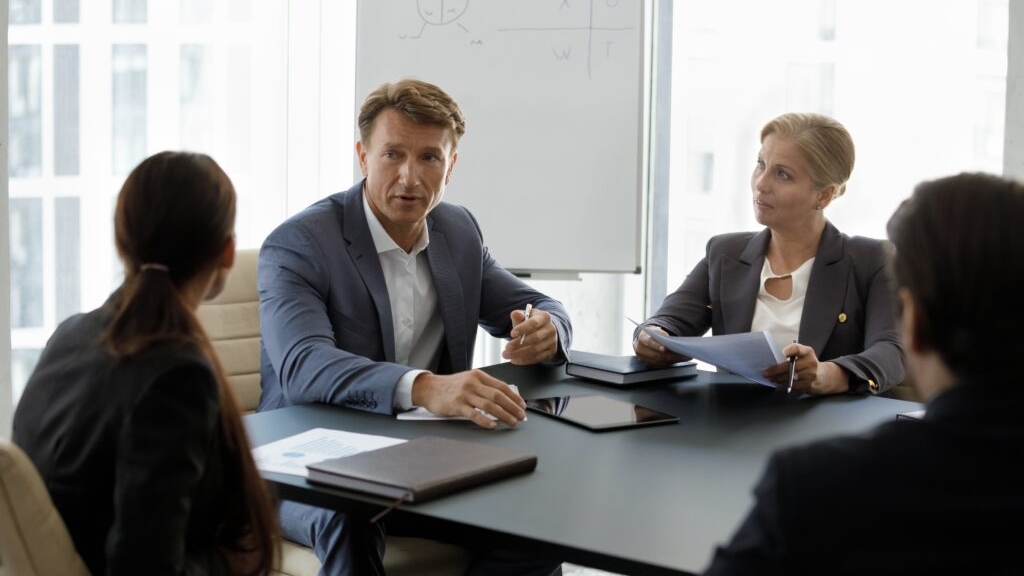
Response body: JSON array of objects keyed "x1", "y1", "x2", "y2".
[
  {"x1": 306, "y1": 436, "x2": 537, "y2": 503},
  {"x1": 567, "y1": 350, "x2": 697, "y2": 385}
]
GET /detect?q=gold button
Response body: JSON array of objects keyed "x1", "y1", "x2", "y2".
[
  {"x1": 838, "y1": 312, "x2": 847, "y2": 323},
  {"x1": 868, "y1": 379, "x2": 879, "y2": 392}
]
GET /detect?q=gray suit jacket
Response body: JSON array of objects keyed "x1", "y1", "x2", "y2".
[
  {"x1": 640, "y1": 222, "x2": 903, "y2": 393},
  {"x1": 257, "y1": 181, "x2": 572, "y2": 413}
]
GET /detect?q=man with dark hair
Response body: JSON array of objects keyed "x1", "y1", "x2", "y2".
[
  {"x1": 258, "y1": 78, "x2": 569, "y2": 575},
  {"x1": 703, "y1": 172, "x2": 1024, "y2": 575}
]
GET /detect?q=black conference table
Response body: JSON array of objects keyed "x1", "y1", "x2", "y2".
[{"x1": 244, "y1": 362, "x2": 922, "y2": 576}]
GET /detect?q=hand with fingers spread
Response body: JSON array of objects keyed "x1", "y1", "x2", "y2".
[
  {"x1": 762, "y1": 342, "x2": 850, "y2": 395},
  {"x1": 503, "y1": 306, "x2": 559, "y2": 365},
  {"x1": 411, "y1": 370, "x2": 527, "y2": 429},
  {"x1": 633, "y1": 325, "x2": 690, "y2": 367}
]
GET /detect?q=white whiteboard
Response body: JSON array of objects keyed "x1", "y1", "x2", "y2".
[{"x1": 355, "y1": 0, "x2": 645, "y2": 274}]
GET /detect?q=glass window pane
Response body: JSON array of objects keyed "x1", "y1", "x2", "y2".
[
  {"x1": 9, "y1": 198, "x2": 44, "y2": 329},
  {"x1": 54, "y1": 0, "x2": 80, "y2": 23},
  {"x1": 664, "y1": 0, "x2": 1007, "y2": 289},
  {"x1": 112, "y1": 44, "x2": 147, "y2": 175},
  {"x1": 54, "y1": 44, "x2": 81, "y2": 176},
  {"x1": 9, "y1": 0, "x2": 41, "y2": 24},
  {"x1": 180, "y1": 0, "x2": 213, "y2": 24},
  {"x1": 8, "y1": 45, "x2": 43, "y2": 178},
  {"x1": 55, "y1": 197, "x2": 82, "y2": 323},
  {"x1": 180, "y1": 44, "x2": 213, "y2": 151},
  {"x1": 112, "y1": 0, "x2": 147, "y2": 23}
]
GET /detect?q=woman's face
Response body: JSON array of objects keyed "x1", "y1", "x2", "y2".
[{"x1": 750, "y1": 134, "x2": 830, "y2": 233}]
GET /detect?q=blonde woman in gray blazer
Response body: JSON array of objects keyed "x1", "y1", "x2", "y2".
[{"x1": 635, "y1": 113, "x2": 903, "y2": 395}]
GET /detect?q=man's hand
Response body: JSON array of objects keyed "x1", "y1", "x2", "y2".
[
  {"x1": 503, "y1": 307, "x2": 558, "y2": 364},
  {"x1": 411, "y1": 370, "x2": 527, "y2": 429}
]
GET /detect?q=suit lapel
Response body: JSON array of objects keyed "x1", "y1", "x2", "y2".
[
  {"x1": 720, "y1": 231, "x2": 769, "y2": 333},
  {"x1": 425, "y1": 223, "x2": 468, "y2": 372},
  {"x1": 341, "y1": 186, "x2": 397, "y2": 362},
  {"x1": 800, "y1": 223, "x2": 849, "y2": 354}
]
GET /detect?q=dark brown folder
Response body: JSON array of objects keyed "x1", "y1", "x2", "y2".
[{"x1": 305, "y1": 436, "x2": 538, "y2": 502}]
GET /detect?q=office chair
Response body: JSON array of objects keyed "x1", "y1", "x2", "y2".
[{"x1": 0, "y1": 439, "x2": 91, "y2": 576}]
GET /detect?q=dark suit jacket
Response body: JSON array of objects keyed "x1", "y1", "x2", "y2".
[
  {"x1": 12, "y1": 302, "x2": 228, "y2": 576},
  {"x1": 257, "y1": 180, "x2": 573, "y2": 413},
  {"x1": 640, "y1": 222, "x2": 903, "y2": 392},
  {"x1": 703, "y1": 381, "x2": 1024, "y2": 575}
]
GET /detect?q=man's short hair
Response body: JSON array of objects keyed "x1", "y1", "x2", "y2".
[
  {"x1": 887, "y1": 172, "x2": 1024, "y2": 379},
  {"x1": 358, "y1": 78, "x2": 467, "y2": 149}
]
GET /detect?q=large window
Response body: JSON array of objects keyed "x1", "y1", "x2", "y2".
[
  {"x1": 7, "y1": 0, "x2": 356, "y2": 400},
  {"x1": 661, "y1": 0, "x2": 1007, "y2": 298}
]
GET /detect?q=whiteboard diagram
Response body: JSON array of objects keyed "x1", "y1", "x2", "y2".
[
  {"x1": 399, "y1": 0, "x2": 472, "y2": 39},
  {"x1": 395, "y1": 0, "x2": 635, "y2": 79},
  {"x1": 497, "y1": 0, "x2": 636, "y2": 79}
]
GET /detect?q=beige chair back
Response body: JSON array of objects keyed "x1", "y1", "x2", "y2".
[
  {"x1": 196, "y1": 248, "x2": 263, "y2": 413},
  {"x1": 0, "y1": 439, "x2": 91, "y2": 576}
]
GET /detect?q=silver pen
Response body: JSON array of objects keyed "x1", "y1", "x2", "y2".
[{"x1": 519, "y1": 303, "x2": 533, "y2": 345}]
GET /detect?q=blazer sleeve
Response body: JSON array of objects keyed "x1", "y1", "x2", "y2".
[
  {"x1": 829, "y1": 241, "x2": 904, "y2": 394},
  {"x1": 637, "y1": 243, "x2": 715, "y2": 340},
  {"x1": 258, "y1": 223, "x2": 407, "y2": 412},
  {"x1": 106, "y1": 362, "x2": 227, "y2": 576}
]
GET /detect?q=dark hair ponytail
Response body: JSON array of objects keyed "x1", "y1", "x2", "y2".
[{"x1": 103, "y1": 151, "x2": 278, "y2": 575}]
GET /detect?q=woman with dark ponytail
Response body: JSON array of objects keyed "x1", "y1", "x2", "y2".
[{"x1": 13, "y1": 151, "x2": 278, "y2": 576}]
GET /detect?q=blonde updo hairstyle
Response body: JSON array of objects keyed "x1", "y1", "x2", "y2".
[{"x1": 760, "y1": 112, "x2": 855, "y2": 200}]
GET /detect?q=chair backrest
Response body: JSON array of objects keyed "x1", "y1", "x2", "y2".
[
  {"x1": 0, "y1": 439, "x2": 91, "y2": 576},
  {"x1": 196, "y1": 248, "x2": 262, "y2": 413}
]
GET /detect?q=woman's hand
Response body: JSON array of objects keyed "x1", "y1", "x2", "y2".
[
  {"x1": 763, "y1": 342, "x2": 850, "y2": 395},
  {"x1": 633, "y1": 325, "x2": 690, "y2": 367}
]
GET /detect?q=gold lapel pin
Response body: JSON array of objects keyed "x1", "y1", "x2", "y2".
[{"x1": 838, "y1": 312, "x2": 848, "y2": 323}]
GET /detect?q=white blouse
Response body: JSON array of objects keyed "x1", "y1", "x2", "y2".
[{"x1": 750, "y1": 257, "x2": 815, "y2": 353}]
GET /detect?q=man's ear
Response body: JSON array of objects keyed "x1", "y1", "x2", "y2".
[
  {"x1": 445, "y1": 150, "x2": 458, "y2": 184},
  {"x1": 356, "y1": 140, "x2": 369, "y2": 176},
  {"x1": 898, "y1": 287, "x2": 922, "y2": 352},
  {"x1": 221, "y1": 235, "x2": 236, "y2": 270}
]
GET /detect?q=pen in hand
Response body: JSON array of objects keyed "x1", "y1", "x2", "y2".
[
  {"x1": 786, "y1": 340, "x2": 797, "y2": 393},
  {"x1": 519, "y1": 303, "x2": 533, "y2": 345}
]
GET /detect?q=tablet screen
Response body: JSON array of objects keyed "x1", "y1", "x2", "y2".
[{"x1": 525, "y1": 394, "x2": 679, "y2": 431}]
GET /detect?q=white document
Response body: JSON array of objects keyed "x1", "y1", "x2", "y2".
[
  {"x1": 252, "y1": 428, "x2": 406, "y2": 478},
  {"x1": 396, "y1": 384, "x2": 525, "y2": 421},
  {"x1": 642, "y1": 329, "x2": 785, "y2": 389}
]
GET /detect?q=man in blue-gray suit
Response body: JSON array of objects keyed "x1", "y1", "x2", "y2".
[{"x1": 258, "y1": 78, "x2": 571, "y2": 576}]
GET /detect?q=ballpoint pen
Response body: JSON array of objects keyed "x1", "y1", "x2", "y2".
[
  {"x1": 519, "y1": 303, "x2": 533, "y2": 345},
  {"x1": 786, "y1": 340, "x2": 798, "y2": 393}
]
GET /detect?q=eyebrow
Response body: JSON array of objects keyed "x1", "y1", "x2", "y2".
[{"x1": 380, "y1": 142, "x2": 446, "y2": 156}]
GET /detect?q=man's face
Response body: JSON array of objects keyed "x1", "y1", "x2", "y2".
[{"x1": 356, "y1": 108, "x2": 457, "y2": 247}]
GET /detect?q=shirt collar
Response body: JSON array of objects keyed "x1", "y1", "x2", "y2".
[{"x1": 361, "y1": 189, "x2": 430, "y2": 256}]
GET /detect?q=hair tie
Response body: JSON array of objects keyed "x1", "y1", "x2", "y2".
[{"x1": 139, "y1": 263, "x2": 170, "y2": 273}]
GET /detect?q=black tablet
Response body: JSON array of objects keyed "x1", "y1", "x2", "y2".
[{"x1": 525, "y1": 394, "x2": 679, "y2": 432}]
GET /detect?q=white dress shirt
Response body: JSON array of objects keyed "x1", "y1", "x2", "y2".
[
  {"x1": 750, "y1": 257, "x2": 815, "y2": 354},
  {"x1": 362, "y1": 193, "x2": 444, "y2": 410}
]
